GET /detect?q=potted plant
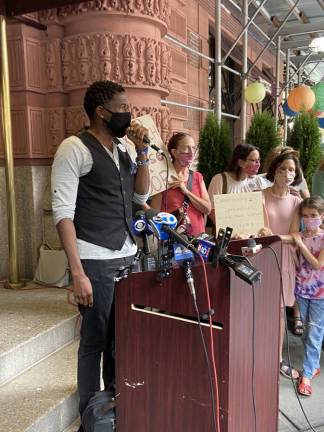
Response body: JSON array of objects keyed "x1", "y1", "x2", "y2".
[
  {"x1": 286, "y1": 111, "x2": 322, "y2": 188},
  {"x1": 198, "y1": 113, "x2": 232, "y2": 188}
]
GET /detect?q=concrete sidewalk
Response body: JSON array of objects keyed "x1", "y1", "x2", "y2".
[{"x1": 278, "y1": 317, "x2": 324, "y2": 432}]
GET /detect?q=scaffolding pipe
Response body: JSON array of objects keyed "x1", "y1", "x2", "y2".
[
  {"x1": 240, "y1": 0, "x2": 248, "y2": 141},
  {"x1": 302, "y1": 56, "x2": 324, "y2": 84},
  {"x1": 224, "y1": 0, "x2": 288, "y2": 59},
  {"x1": 283, "y1": 49, "x2": 290, "y2": 145},
  {"x1": 164, "y1": 34, "x2": 242, "y2": 76},
  {"x1": 214, "y1": 0, "x2": 222, "y2": 121},
  {"x1": 222, "y1": 0, "x2": 269, "y2": 64},
  {"x1": 164, "y1": 34, "x2": 215, "y2": 63},
  {"x1": 0, "y1": 15, "x2": 22, "y2": 288},
  {"x1": 274, "y1": 36, "x2": 281, "y2": 126},
  {"x1": 247, "y1": 0, "x2": 301, "y2": 75},
  {"x1": 161, "y1": 100, "x2": 240, "y2": 119},
  {"x1": 279, "y1": 51, "x2": 313, "y2": 97}
]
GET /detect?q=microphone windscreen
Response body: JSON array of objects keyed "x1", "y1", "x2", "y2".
[
  {"x1": 247, "y1": 238, "x2": 257, "y2": 248},
  {"x1": 145, "y1": 208, "x2": 159, "y2": 221},
  {"x1": 135, "y1": 210, "x2": 145, "y2": 217}
]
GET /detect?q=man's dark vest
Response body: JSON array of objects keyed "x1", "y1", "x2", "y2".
[{"x1": 74, "y1": 131, "x2": 135, "y2": 250}]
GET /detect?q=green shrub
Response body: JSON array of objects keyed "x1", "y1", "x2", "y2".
[
  {"x1": 286, "y1": 111, "x2": 322, "y2": 188},
  {"x1": 197, "y1": 113, "x2": 232, "y2": 188},
  {"x1": 245, "y1": 111, "x2": 281, "y2": 172}
]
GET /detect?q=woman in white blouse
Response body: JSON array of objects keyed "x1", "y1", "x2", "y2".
[{"x1": 208, "y1": 143, "x2": 265, "y2": 227}]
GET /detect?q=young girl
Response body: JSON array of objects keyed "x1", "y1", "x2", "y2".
[{"x1": 293, "y1": 196, "x2": 324, "y2": 396}]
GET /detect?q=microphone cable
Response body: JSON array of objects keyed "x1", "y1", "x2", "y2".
[
  {"x1": 196, "y1": 254, "x2": 221, "y2": 432},
  {"x1": 251, "y1": 282, "x2": 257, "y2": 432},
  {"x1": 265, "y1": 245, "x2": 318, "y2": 432},
  {"x1": 162, "y1": 153, "x2": 169, "y2": 213}
]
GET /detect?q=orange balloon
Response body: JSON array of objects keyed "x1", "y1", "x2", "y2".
[{"x1": 287, "y1": 86, "x2": 315, "y2": 112}]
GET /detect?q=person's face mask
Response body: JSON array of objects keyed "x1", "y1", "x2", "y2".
[
  {"x1": 302, "y1": 217, "x2": 322, "y2": 231},
  {"x1": 177, "y1": 153, "x2": 194, "y2": 167},
  {"x1": 274, "y1": 170, "x2": 295, "y2": 188},
  {"x1": 241, "y1": 154, "x2": 260, "y2": 176},
  {"x1": 245, "y1": 161, "x2": 260, "y2": 176},
  {"x1": 101, "y1": 107, "x2": 131, "y2": 138}
]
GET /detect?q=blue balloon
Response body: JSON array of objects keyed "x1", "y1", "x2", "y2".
[
  {"x1": 318, "y1": 117, "x2": 324, "y2": 129},
  {"x1": 283, "y1": 101, "x2": 297, "y2": 117}
]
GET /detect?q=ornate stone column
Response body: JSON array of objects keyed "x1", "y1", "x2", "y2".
[{"x1": 39, "y1": 0, "x2": 172, "y2": 143}]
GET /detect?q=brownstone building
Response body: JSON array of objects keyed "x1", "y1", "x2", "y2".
[{"x1": 0, "y1": 0, "x2": 279, "y2": 279}]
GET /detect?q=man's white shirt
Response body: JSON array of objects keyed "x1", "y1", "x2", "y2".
[{"x1": 51, "y1": 135, "x2": 149, "y2": 259}]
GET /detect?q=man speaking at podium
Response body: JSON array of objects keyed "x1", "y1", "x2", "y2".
[{"x1": 51, "y1": 80, "x2": 150, "y2": 427}]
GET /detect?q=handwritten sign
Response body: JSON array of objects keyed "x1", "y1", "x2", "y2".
[
  {"x1": 124, "y1": 114, "x2": 176, "y2": 196},
  {"x1": 213, "y1": 191, "x2": 264, "y2": 237}
]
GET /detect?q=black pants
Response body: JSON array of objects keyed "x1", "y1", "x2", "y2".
[{"x1": 78, "y1": 256, "x2": 134, "y2": 416}]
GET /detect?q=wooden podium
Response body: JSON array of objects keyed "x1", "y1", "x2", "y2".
[{"x1": 115, "y1": 237, "x2": 282, "y2": 432}]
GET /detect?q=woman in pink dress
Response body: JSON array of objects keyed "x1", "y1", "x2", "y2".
[
  {"x1": 150, "y1": 133, "x2": 211, "y2": 236},
  {"x1": 259, "y1": 152, "x2": 303, "y2": 379}
]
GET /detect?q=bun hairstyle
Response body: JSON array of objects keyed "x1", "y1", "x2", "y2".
[
  {"x1": 167, "y1": 132, "x2": 191, "y2": 162},
  {"x1": 263, "y1": 146, "x2": 299, "y2": 173}
]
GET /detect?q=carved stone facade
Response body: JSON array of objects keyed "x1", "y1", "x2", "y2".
[
  {"x1": 59, "y1": 34, "x2": 171, "y2": 92},
  {"x1": 39, "y1": 0, "x2": 171, "y2": 27},
  {"x1": 1, "y1": 0, "x2": 174, "y2": 161}
]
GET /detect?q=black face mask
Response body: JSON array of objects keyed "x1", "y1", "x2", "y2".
[{"x1": 101, "y1": 107, "x2": 131, "y2": 138}]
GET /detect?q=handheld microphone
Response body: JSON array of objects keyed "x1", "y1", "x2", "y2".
[
  {"x1": 126, "y1": 128, "x2": 165, "y2": 155},
  {"x1": 143, "y1": 135, "x2": 165, "y2": 155}
]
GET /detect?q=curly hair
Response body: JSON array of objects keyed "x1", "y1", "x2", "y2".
[
  {"x1": 263, "y1": 146, "x2": 299, "y2": 173},
  {"x1": 83, "y1": 80, "x2": 125, "y2": 119}
]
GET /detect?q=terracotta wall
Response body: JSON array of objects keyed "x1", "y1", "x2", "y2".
[{"x1": 0, "y1": 1, "x2": 279, "y2": 161}]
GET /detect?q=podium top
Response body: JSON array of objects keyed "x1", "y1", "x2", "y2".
[{"x1": 227, "y1": 235, "x2": 281, "y2": 255}]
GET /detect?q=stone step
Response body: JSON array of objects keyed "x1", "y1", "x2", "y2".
[
  {"x1": 0, "y1": 340, "x2": 79, "y2": 432},
  {"x1": 0, "y1": 285, "x2": 79, "y2": 385},
  {"x1": 63, "y1": 418, "x2": 81, "y2": 432}
]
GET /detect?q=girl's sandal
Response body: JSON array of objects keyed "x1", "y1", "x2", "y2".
[
  {"x1": 293, "y1": 317, "x2": 304, "y2": 336},
  {"x1": 297, "y1": 378, "x2": 312, "y2": 396},
  {"x1": 313, "y1": 368, "x2": 320, "y2": 379},
  {"x1": 280, "y1": 361, "x2": 300, "y2": 379}
]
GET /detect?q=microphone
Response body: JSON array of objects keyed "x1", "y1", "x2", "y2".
[
  {"x1": 241, "y1": 238, "x2": 263, "y2": 257},
  {"x1": 132, "y1": 210, "x2": 152, "y2": 255},
  {"x1": 143, "y1": 135, "x2": 165, "y2": 155},
  {"x1": 126, "y1": 128, "x2": 165, "y2": 155},
  {"x1": 145, "y1": 210, "x2": 198, "y2": 254}
]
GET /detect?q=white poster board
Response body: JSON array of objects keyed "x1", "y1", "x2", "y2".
[
  {"x1": 213, "y1": 191, "x2": 264, "y2": 237},
  {"x1": 124, "y1": 114, "x2": 176, "y2": 196}
]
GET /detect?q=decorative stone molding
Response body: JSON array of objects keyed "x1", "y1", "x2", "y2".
[
  {"x1": 130, "y1": 105, "x2": 171, "y2": 144},
  {"x1": 44, "y1": 39, "x2": 63, "y2": 90},
  {"x1": 46, "y1": 108, "x2": 65, "y2": 156},
  {"x1": 64, "y1": 106, "x2": 90, "y2": 137},
  {"x1": 39, "y1": 0, "x2": 170, "y2": 27},
  {"x1": 61, "y1": 33, "x2": 171, "y2": 94}
]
